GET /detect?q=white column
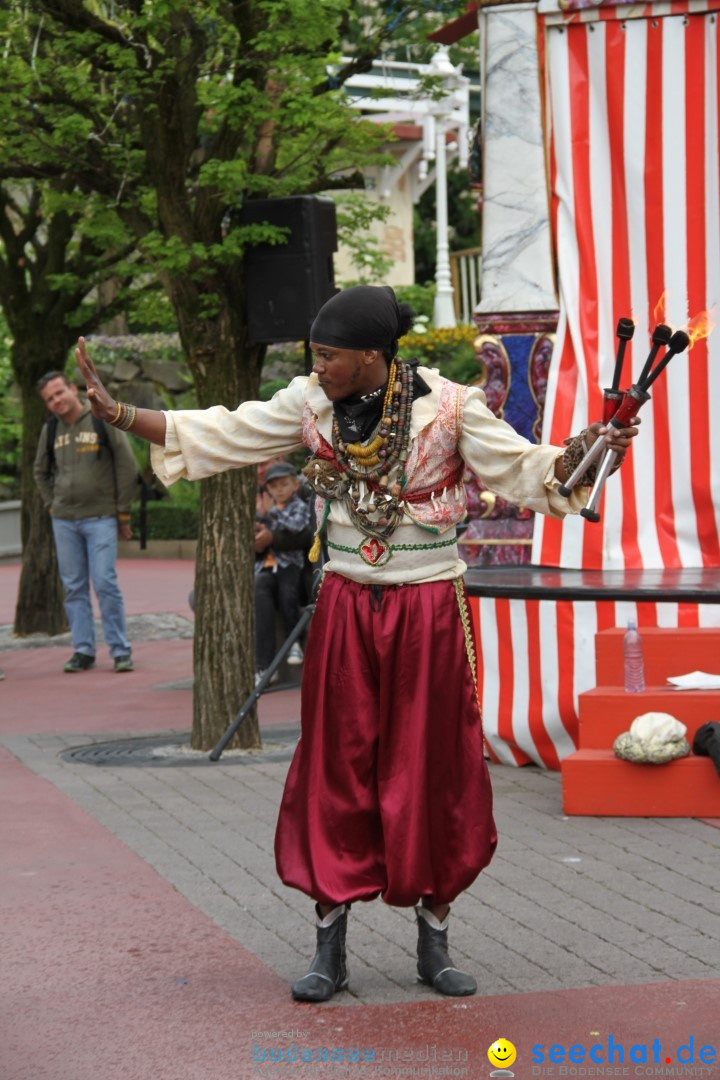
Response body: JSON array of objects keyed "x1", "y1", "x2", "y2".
[
  {"x1": 433, "y1": 114, "x2": 457, "y2": 328},
  {"x1": 429, "y1": 47, "x2": 459, "y2": 328}
]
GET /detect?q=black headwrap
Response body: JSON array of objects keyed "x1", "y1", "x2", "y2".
[
  {"x1": 311, "y1": 285, "x2": 425, "y2": 441},
  {"x1": 310, "y1": 285, "x2": 407, "y2": 358}
]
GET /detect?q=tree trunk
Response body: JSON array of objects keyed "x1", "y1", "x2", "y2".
[
  {"x1": 13, "y1": 370, "x2": 67, "y2": 636},
  {"x1": 193, "y1": 466, "x2": 259, "y2": 749},
  {"x1": 179, "y1": 302, "x2": 265, "y2": 751}
]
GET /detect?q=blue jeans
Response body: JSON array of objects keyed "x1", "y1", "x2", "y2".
[{"x1": 52, "y1": 516, "x2": 131, "y2": 659}]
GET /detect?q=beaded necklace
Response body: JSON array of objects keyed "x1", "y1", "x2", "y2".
[
  {"x1": 333, "y1": 358, "x2": 410, "y2": 473},
  {"x1": 304, "y1": 358, "x2": 414, "y2": 557}
]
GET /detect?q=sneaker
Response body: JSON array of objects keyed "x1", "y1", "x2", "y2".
[
  {"x1": 255, "y1": 668, "x2": 279, "y2": 688},
  {"x1": 64, "y1": 653, "x2": 95, "y2": 673},
  {"x1": 287, "y1": 643, "x2": 304, "y2": 666},
  {"x1": 114, "y1": 655, "x2": 134, "y2": 673}
]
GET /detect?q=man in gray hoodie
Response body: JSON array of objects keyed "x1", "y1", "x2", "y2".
[{"x1": 33, "y1": 371, "x2": 138, "y2": 673}]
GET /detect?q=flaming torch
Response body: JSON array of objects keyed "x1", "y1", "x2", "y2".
[
  {"x1": 559, "y1": 376, "x2": 651, "y2": 503},
  {"x1": 558, "y1": 319, "x2": 636, "y2": 496},
  {"x1": 575, "y1": 312, "x2": 714, "y2": 522}
]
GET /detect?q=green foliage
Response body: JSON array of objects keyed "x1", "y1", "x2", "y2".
[
  {"x1": 0, "y1": 1, "x2": 470, "y2": 339},
  {"x1": 394, "y1": 283, "x2": 435, "y2": 321},
  {"x1": 334, "y1": 192, "x2": 393, "y2": 283},
  {"x1": 0, "y1": 316, "x2": 21, "y2": 495},
  {"x1": 260, "y1": 379, "x2": 291, "y2": 401},
  {"x1": 128, "y1": 433, "x2": 153, "y2": 482},
  {"x1": 398, "y1": 324, "x2": 480, "y2": 385},
  {"x1": 162, "y1": 479, "x2": 200, "y2": 508},
  {"x1": 0, "y1": 0, "x2": 405, "y2": 323},
  {"x1": 126, "y1": 286, "x2": 178, "y2": 334},
  {"x1": 0, "y1": 180, "x2": 159, "y2": 352}
]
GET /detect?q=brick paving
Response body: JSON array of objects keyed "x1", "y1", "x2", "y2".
[
  {"x1": 2, "y1": 559, "x2": 720, "y2": 1080},
  {"x1": 3, "y1": 720, "x2": 719, "y2": 1005}
]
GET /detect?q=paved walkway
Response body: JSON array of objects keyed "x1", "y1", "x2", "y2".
[{"x1": 1, "y1": 559, "x2": 719, "y2": 1079}]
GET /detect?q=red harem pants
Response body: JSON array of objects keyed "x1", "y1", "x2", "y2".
[{"x1": 274, "y1": 572, "x2": 497, "y2": 907}]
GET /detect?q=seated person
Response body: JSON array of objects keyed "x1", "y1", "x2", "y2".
[{"x1": 255, "y1": 461, "x2": 312, "y2": 682}]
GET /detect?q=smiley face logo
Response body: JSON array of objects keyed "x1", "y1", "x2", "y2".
[{"x1": 488, "y1": 1039, "x2": 517, "y2": 1071}]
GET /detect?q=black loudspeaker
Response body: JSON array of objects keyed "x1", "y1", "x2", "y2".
[{"x1": 243, "y1": 196, "x2": 338, "y2": 343}]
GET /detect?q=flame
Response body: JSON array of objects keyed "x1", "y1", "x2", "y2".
[
  {"x1": 686, "y1": 309, "x2": 716, "y2": 348},
  {"x1": 653, "y1": 290, "x2": 668, "y2": 326},
  {"x1": 652, "y1": 291, "x2": 716, "y2": 346}
]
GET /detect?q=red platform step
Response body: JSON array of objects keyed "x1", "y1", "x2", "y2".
[
  {"x1": 562, "y1": 625, "x2": 720, "y2": 816},
  {"x1": 595, "y1": 626, "x2": 720, "y2": 686},
  {"x1": 578, "y1": 686, "x2": 720, "y2": 749},
  {"x1": 563, "y1": 750, "x2": 720, "y2": 817}
]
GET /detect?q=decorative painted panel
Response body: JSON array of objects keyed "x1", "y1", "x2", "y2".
[{"x1": 460, "y1": 325, "x2": 556, "y2": 566}]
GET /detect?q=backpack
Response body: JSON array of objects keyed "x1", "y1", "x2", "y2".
[{"x1": 45, "y1": 413, "x2": 110, "y2": 471}]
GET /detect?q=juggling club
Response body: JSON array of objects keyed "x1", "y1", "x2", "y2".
[
  {"x1": 580, "y1": 445, "x2": 619, "y2": 522},
  {"x1": 602, "y1": 317, "x2": 635, "y2": 422},
  {"x1": 558, "y1": 384, "x2": 651, "y2": 499},
  {"x1": 639, "y1": 329, "x2": 690, "y2": 391},
  {"x1": 611, "y1": 317, "x2": 635, "y2": 392},
  {"x1": 638, "y1": 324, "x2": 672, "y2": 387}
]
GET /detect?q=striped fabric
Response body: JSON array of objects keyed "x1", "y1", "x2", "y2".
[
  {"x1": 533, "y1": 0, "x2": 720, "y2": 571},
  {"x1": 539, "y1": 0, "x2": 717, "y2": 26},
  {"x1": 471, "y1": 595, "x2": 720, "y2": 767}
]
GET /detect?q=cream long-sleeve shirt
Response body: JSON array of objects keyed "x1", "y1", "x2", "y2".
[{"x1": 151, "y1": 368, "x2": 585, "y2": 584}]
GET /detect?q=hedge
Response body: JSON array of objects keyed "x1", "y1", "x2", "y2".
[{"x1": 130, "y1": 501, "x2": 199, "y2": 540}]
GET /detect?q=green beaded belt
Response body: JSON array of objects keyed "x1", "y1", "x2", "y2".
[{"x1": 327, "y1": 534, "x2": 457, "y2": 568}]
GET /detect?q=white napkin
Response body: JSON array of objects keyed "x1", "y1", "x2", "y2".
[{"x1": 666, "y1": 670, "x2": 720, "y2": 690}]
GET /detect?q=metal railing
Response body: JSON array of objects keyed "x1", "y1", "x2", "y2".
[{"x1": 449, "y1": 247, "x2": 482, "y2": 323}]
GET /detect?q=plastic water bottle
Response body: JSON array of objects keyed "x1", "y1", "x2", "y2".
[{"x1": 623, "y1": 620, "x2": 646, "y2": 693}]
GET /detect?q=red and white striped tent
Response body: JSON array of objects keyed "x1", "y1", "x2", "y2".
[
  {"x1": 537, "y1": 0, "x2": 720, "y2": 571},
  {"x1": 477, "y1": 0, "x2": 720, "y2": 766}
]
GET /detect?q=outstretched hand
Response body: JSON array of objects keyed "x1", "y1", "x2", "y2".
[
  {"x1": 75, "y1": 337, "x2": 168, "y2": 446},
  {"x1": 75, "y1": 338, "x2": 117, "y2": 422},
  {"x1": 565, "y1": 416, "x2": 641, "y2": 470}
]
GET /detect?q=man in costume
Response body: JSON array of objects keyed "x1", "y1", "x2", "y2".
[{"x1": 75, "y1": 285, "x2": 636, "y2": 1002}]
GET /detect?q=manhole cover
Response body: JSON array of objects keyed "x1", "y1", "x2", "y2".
[{"x1": 60, "y1": 728, "x2": 299, "y2": 767}]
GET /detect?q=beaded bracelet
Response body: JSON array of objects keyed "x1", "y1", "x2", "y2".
[
  {"x1": 561, "y1": 429, "x2": 599, "y2": 487},
  {"x1": 109, "y1": 401, "x2": 137, "y2": 432}
]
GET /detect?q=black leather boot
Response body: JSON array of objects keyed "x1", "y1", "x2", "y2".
[
  {"x1": 291, "y1": 904, "x2": 349, "y2": 1002},
  {"x1": 416, "y1": 906, "x2": 477, "y2": 997}
]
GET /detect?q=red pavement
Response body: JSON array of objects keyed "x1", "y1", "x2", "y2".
[
  {"x1": 2, "y1": 559, "x2": 720, "y2": 1079},
  {"x1": 1, "y1": 639, "x2": 192, "y2": 734},
  {"x1": 0, "y1": 559, "x2": 297, "y2": 734},
  {"x1": 4, "y1": 745, "x2": 720, "y2": 1080},
  {"x1": 0, "y1": 558, "x2": 196, "y2": 624}
]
